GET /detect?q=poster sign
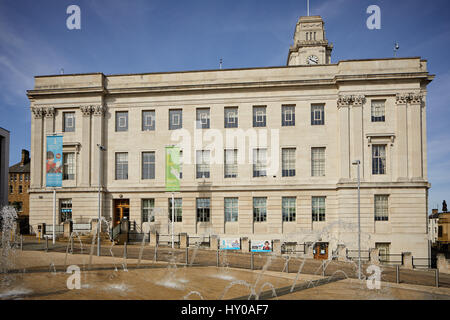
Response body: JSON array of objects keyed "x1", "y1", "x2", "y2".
[
  {"x1": 251, "y1": 240, "x2": 272, "y2": 252},
  {"x1": 46, "y1": 135, "x2": 63, "y2": 187},
  {"x1": 165, "y1": 146, "x2": 180, "y2": 191},
  {"x1": 220, "y1": 238, "x2": 240, "y2": 250}
]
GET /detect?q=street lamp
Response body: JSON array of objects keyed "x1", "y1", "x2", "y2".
[
  {"x1": 352, "y1": 160, "x2": 361, "y2": 280},
  {"x1": 97, "y1": 144, "x2": 106, "y2": 256}
]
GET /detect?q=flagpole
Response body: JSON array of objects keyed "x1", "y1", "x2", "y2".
[{"x1": 307, "y1": 0, "x2": 310, "y2": 16}]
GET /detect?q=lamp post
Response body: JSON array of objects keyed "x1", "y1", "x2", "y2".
[
  {"x1": 97, "y1": 144, "x2": 106, "y2": 256},
  {"x1": 352, "y1": 160, "x2": 361, "y2": 280}
]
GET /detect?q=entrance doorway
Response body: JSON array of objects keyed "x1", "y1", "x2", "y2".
[
  {"x1": 113, "y1": 199, "x2": 130, "y2": 226},
  {"x1": 313, "y1": 242, "x2": 329, "y2": 260}
]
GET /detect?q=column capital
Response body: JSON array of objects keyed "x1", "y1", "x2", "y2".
[
  {"x1": 352, "y1": 95, "x2": 366, "y2": 106},
  {"x1": 80, "y1": 105, "x2": 93, "y2": 117},
  {"x1": 31, "y1": 107, "x2": 45, "y2": 119},
  {"x1": 409, "y1": 92, "x2": 423, "y2": 105},
  {"x1": 337, "y1": 94, "x2": 365, "y2": 107},
  {"x1": 92, "y1": 105, "x2": 107, "y2": 116},
  {"x1": 396, "y1": 92, "x2": 423, "y2": 105},
  {"x1": 44, "y1": 107, "x2": 55, "y2": 118}
]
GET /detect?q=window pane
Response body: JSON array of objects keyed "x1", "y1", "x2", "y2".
[
  {"x1": 375, "y1": 195, "x2": 389, "y2": 221},
  {"x1": 225, "y1": 197, "x2": 238, "y2": 222},
  {"x1": 169, "y1": 198, "x2": 182, "y2": 222},
  {"x1": 142, "y1": 199, "x2": 155, "y2": 222},
  {"x1": 224, "y1": 107, "x2": 238, "y2": 128},
  {"x1": 63, "y1": 153, "x2": 75, "y2": 180},
  {"x1": 282, "y1": 106, "x2": 295, "y2": 126},
  {"x1": 196, "y1": 108, "x2": 210, "y2": 129},
  {"x1": 282, "y1": 148, "x2": 296, "y2": 177},
  {"x1": 116, "y1": 112, "x2": 128, "y2": 132},
  {"x1": 142, "y1": 111, "x2": 155, "y2": 131},
  {"x1": 312, "y1": 196, "x2": 325, "y2": 221},
  {"x1": 115, "y1": 153, "x2": 128, "y2": 180},
  {"x1": 371, "y1": 100, "x2": 385, "y2": 122},
  {"x1": 253, "y1": 106, "x2": 266, "y2": 127},
  {"x1": 311, "y1": 104, "x2": 325, "y2": 125},
  {"x1": 372, "y1": 145, "x2": 386, "y2": 175},
  {"x1": 311, "y1": 147, "x2": 325, "y2": 176},
  {"x1": 282, "y1": 197, "x2": 296, "y2": 222},
  {"x1": 169, "y1": 109, "x2": 182, "y2": 130},
  {"x1": 142, "y1": 152, "x2": 155, "y2": 179},
  {"x1": 253, "y1": 148, "x2": 267, "y2": 177},
  {"x1": 64, "y1": 112, "x2": 75, "y2": 132},
  {"x1": 196, "y1": 150, "x2": 210, "y2": 178},
  {"x1": 196, "y1": 198, "x2": 210, "y2": 222},
  {"x1": 224, "y1": 149, "x2": 238, "y2": 178},
  {"x1": 253, "y1": 197, "x2": 267, "y2": 222}
]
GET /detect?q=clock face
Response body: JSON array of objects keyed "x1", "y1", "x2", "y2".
[{"x1": 306, "y1": 55, "x2": 319, "y2": 65}]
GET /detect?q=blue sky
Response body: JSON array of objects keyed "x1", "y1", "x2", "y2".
[{"x1": 0, "y1": 0, "x2": 449, "y2": 212}]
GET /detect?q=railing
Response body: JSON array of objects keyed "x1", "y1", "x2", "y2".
[
  {"x1": 44, "y1": 225, "x2": 64, "y2": 235},
  {"x1": 281, "y1": 242, "x2": 306, "y2": 255},
  {"x1": 379, "y1": 253, "x2": 403, "y2": 265},
  {"x1": 158, "y1": 234, "x2": 180, "y2": 246},
  {"x1": 188, "y1": 235, "x2": 210, "y2": 247},
  {"x1": 412, "y1": 257, "x2": 437, "y2": 269},
  {"x1": 110, "y1": 223, "x2": 121, "y2": 241},
  {"x1": 346, "y1": 249, "x2": 370, "y2": 262},
  {"x1": 73, "y1": 223, "x2": 91, "y2": 233}
]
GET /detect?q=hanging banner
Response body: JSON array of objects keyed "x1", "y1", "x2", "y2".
[
  {"x1": 220, "y1": 238, "x2": 240, "y2": 250},
  {"x1": 165, "y1": 146, "x2": 180, "y2": 191},
  {"x1": 251, "y1": 240, "x2": 272, "y2": 252},
  {"x1": 46, "y1": 135, "x2": 63, "y2": 187}
]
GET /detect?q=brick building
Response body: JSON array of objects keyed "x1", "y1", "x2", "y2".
[{"x1": 9, "y1": 149, "x2": 31, "y2": 233}]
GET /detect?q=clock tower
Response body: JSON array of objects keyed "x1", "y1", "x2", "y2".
[{"x1": 287, "y1": 16, "x2": 333, "y2": 66}]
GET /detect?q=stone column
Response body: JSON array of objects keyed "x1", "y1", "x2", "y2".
[
  {"x1": 90, "y1": 218, "x2": 98, "y2": 236},
  {"x1": 63, "y1": 220, "x2": 72, "y2": 238},
  {"x1": 408, "y1": 93, "x2": 424, "y2": 180},
  {"x1": 43, "y1": 107, "x2": 55, "y2": 187},
  {"x1": 92, "y1": 105, "x2": 106, "y2": 188},
  {"x1": 80, "y1": 106, "x2": 92, "y2": 187},
  {"x1": 336, "y1": 244, "x2": 347, "y2": 262},
  {"x1": 241, "y1": 237, "x2": 249, "y2": 253},
  {"x1": 337, "y1": 96, "x2": 351, "y2": 181},
  {"x1": 402, "y1": 252, "x2": 413, "y2": 269},
  {"x1": 396, "y1": 94, "x2": 409, "y2": 180},
  {"x1": 369, "y1": 248, "x2": 380, "y2": 265},
  {"x1": 210, "y1": 235, "x2": 219, "y2": 250},
  {"x1": 150, "y1": 231, "x2": 159, "y2": 247},
  {"x1": 272, "y1": 239, "x2": 281, "y2": 256},
  {"x1": 31, "y1": 107, "x2": 44, "y2": 188},
  {"x1": 180, "y1": 233, "x2": 188, "y2": 249}
]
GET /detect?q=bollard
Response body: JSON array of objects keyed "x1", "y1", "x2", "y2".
[
  {"x1": 251, "y1": 252, "x2": 254, "y2": 270},
  {"x1": 286, "y1": 258, "x2": 289, "y2": 273},
  {"x1": 45, "y1": 237, "x2": 49, "y2": 252},
  {"x1": 322, "y1": 261, "x2": 325, "y2": 277},
  {"x1": 216, "y1": 250, "x2": 219, "y2": 267},
  {"x1": 154, "y1": 243, "x2": 158, "y2": 262},
  {"x1": 20, "y1": 235, "x2": 23, "y2": 251},
  {"x1": 435, "y1": 269, "x2": 439, "y2": 288},
  {"x1": 124, "y1": 242, "x2": 127, "y2": 259},
  {"x1": 70, "y1": 237, "x2": 74, "y2": 254},
  {"x1": 186, "y1": 247, "x2": 189, "y2": 265},
  {"x1": 396, "y1": 265, "x2": 400, "y2": 284}
]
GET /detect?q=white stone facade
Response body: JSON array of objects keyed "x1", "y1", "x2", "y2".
[{"x1": 27, "y1": 16, "x2": 434, "y2": 258}]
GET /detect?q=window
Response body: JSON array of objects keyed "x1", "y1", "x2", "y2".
[
  {"x1": 253, "y1": 106, "x2": 266, "y2": 127},
  {"x1": 374, "y1": 195, "x2": 389, "y2": 221},
  {"x1": 224, "y1": 197, "x2": 238, "y2": 222},
  {"x1": 142, "y1": 110, "x2": 155, "y2": 131},
  {"x1": 253, "y1": 197, "x2": 267, "y2": 222},
  {"x1": 196, "y1": 150, "x2": 210, "y2": 178},
  {"x1": 168, "y1": 198, "x2": 182, "y2": 222},
  {"x1": 311, "y1": 147, "x2": 325, "y2": 177},
  {"x1": 115, "y1": 111, "x2": 128, "y2": 132},
  {"x1": 282, "y1": 106, "x2": 295, "y2": 126},
  {"x1": 372, "y1": 145, "x2": 386, "y2": 175},
  {"x1": 224, "y1": 149, "x2": 238, "y2": 178},
  {"x1": 19, "y1": 174, "x2": 23, "y2": 181},
  {"x1": 311, "y1": 104, "x2": 325, "y2": 125},
  {"x1": 438, "y1": 226, "x2": 443, "y2": 238},
  {"x1": 169, "y1": 109, "x2": 182, "y2": 130},
  {"x1": 142, "y1": 199, "x2": 155, "y2": 223},
  {"x1": 142, "y1": 152, "x2": 155, "y2": 179},
  {"x1": 282, "y1": 197, "x2": 296, "y2": 222},
  {"x1": 63, "y1": 112, "x2": 75, "y2": 132},
  {"x1": 196, "y1": 198, "x2": 210, "y2": 222},
  {"x1": 9, "y1": 185, "x2": 13, "y2": 194},
  {"x1": 115, "y1": 153, "x2": 128, "y2": 180},
  {"x1": 282, "y1": 148, "x2": 296, "y2": 177},
  {"x1": 253, "y1": 148, "x2": 267, "y2": 177},
  {"x1": 25, "y1": 174, "x2": 29, "y2": 181},
  {"x1": 63, "y1": 153, "x2": 75, "y2": 180},
  {"x1": 60, "y1": 199, "x2": 72, "y2": 222},
  {"x1": 312, "y1": 196, "x2": 325, "y2": 222},
  {"x1": 196, "y1": 108, "x2": 210, "y2": 129},
  {"x1": 224, "y1": 107, "x2": 238, "y2": 128},
  {"x1": 371, "y1": 100, "x2": 385, "y2": 122},
  {"x1": 19, "y1": 185, "x2": 23, "y2": 194},
  {"x1": 14, "y1": 202, "x2": 23, "y2": 212},
  {"x1": 9, "y1": 175, "x2": 13, "y2": 182}
]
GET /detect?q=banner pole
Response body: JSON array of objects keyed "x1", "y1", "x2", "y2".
[
  {"x1": 172, "y1": 192, "x2": 175, "y2": 249},
  {"x1": 53, "y1": 189, "x2": 56, "y2": 245}
]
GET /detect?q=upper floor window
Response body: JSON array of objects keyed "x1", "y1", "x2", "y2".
[
  {"x1": 63, "y1": 152, "x2": 75, "y2": 180},
  {"x1": 9, "y1": 185, "x2": 13, "y2": 194},
  {"x1": 196, "y1": 108, "x2": 210, "y2": 129},
  {"x1": 372, "y1": 145, "x2": 386, "y2": 175},
  {"x1": 196, "y1": 198, "x2": 210, "y2": 222},
  {"x1": 224, "y1": 149, "x2": 238, "y2": 178},
  {"x1": 196, "y1": 150, "x2": 210, "y2": 178},
  {"x1": 282, "y1": 197, "x2": 296, "y2": 222},
  {"x1": 115, "y1": 152, "x2": 128, "y2": 180},
  {"x1": 142, "y1": 199, "x2": 155, "y2": 222},
  {"x1": 253, "y1": 106, "x2": 266, "y2": 127},
  {"x1": 311, "y1": 147, "x2": 325, "y2": 177},
  {"x1": 282, "y1": 148, "x2": 296, "y2": 177},
  {"x1": 371, "y1": 100, "x2": 385, "y2": 122},
  {"x1": 311, "y1": 104, "x2": 325, "y2": 125},
  {"x1": 168, "y1": 198, "x2": 182, "y2": 222},
  {"x1": 253, "y1": 197, "x2": 267, "y2": 222},
  {"x1": 142, "y1": 152, "x2": 155, "y2": 179},
  {"x1": 224, "y1": 107, "x2": 238, "y2": 128},
  {"x1": 253, "y1": 148, "x2": 267, "y2": 177},
  {"x1": 115, "y1": 111, "x2": 128, "y2": 132},
  {"x1": 142, "y1": 110, "x2": 155, "y2": 131},
  {"x1": 169, "y1": 109, "x2": 182, "y2": 130},
  {"x1": 63, "y1": 112, "x2": 75, "y2": 132},
  {"x1": 374, "y1": 195, "x2": 389, "y2": 221},
  {"x1": 312, "y1": 196, "x2": 326, "y2": 222},
  {"x1": 19, "y1": 185, "x2": 23, "y2": 194},
  {"x1": 19, "y1": 174, "x2": 23, "y2": 181},
  {"x1": 282, "y1": 105, "x2": 295, "y2": 126}
]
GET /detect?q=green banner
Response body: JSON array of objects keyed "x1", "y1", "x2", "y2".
[{"x1": 165, "y1": 146, "x2": 180, "y2": 191}]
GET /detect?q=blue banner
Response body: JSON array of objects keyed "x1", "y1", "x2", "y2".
[
  {"x1": 220, "y1": 238, "x2": 240, "y2": 250},
  {"x1": 46, "y1": 135, "x2": 63, "y2": 187},
  {"x1": 251, "y1": 240, "x2": 272, "y2": 252}
]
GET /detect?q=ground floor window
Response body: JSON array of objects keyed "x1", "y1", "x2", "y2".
[
  {"x1": 312, "y1": 196, "x2": 325, "y2": 221},
  {"x1": 60, "y1": 199, "x2": 72, "y2": 222},
  {"x1": 196, "y1": 198, "x2": 210, "y2": 222},
  {"x1": 224, "y1": 197, "x2": 238, "y2": 222},
  {"x1": 253, "y1": 197, "x2": 267, "y2": 222},
  {"x1": 142, "y1": 199, "x2": 155, "y2": 222},
  {"x1": 282, "y1": 197, "x2": 296, "y2": 222},
  {"x1": 168, "y1": 198, "x2": 182, "y2": 222}
]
